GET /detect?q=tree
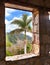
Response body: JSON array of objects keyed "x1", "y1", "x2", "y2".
[{"x1": 10, "y1": 14, "x2": 32, "y2": 54}]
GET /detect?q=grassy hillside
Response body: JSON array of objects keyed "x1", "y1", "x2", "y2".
[
  {"x1": 6, "y1": 33, "x2": 32, "y2": 56},
  {"x1": 6, "y1": 34, "x2": 12, "y2": 47},
  {"x1": 8, "y1": 33, "x2": 32, "y2": 44}
]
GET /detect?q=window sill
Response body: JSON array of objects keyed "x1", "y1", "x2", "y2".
[{"x1": 5, "y1": 53, "x2": 38, "y2": 61}]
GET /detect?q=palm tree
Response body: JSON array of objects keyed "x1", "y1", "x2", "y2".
[{"x1": 10, "y1": 14, "x2": 32, "y2": 54}]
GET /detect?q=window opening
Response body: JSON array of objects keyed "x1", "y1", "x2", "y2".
[{"x1": 5, "y1": 7, "x2": 39, "y2": 61}]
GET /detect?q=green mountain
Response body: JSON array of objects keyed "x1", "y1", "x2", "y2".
[{"x1": 6, "y1": 33, "x2": 32, "y2": 44}]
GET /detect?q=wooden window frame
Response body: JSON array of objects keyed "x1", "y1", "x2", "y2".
[{"x1": 5, "y1": 3, "x2": 40, "y2": 61}]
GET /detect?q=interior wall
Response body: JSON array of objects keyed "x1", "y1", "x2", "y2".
[
  {"x1": 0, "y1": 1, "x2": 50, "y2": 65},
  {"x1": 39, "y1": 9, "x2": 50, "y2": 65},
  {"x1": 5, "y1": 0, "x2": 50, "y2": 8},
  {"x1": 0, "y1": 2, "x2": 6, "y2": 65}
]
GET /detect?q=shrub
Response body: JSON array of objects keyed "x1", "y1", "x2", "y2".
[
  {"x1": 6, "y1": 50, "x2": 13, "y2": 56},
  {"x1": 6, "y1": 34, "x2": 12, "y2": 47},
  {"x1": 6, "y1": 42, "x2": 12, "y2": 47},
  {"x1": 17, "y1": 43, "x2": 32, "y2": 54},
  {"x1": 17, "y1": 49, "x2": 24, "y2": 54},
  {"x1": 27, "y1": 43, "x2": 32, "y2": 53}
]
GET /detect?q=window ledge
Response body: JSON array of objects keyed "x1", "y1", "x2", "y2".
[{"x1": 5, "y1": 53, "x2": 38, "y2": 61}]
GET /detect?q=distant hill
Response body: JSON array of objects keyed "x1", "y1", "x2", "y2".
[
  {"x1": 17, "y1": 33, "x2": 32, "y2": 41},
  {"x1": 6, "y1": 33, "x2": 32, "y2": 44}
]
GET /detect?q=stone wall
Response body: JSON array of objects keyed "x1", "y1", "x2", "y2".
[{"x1": 39, "y1": 9, "x2": 50, "y2": 65}]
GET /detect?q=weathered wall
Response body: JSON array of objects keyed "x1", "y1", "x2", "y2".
[
  {"x1": 5, "y1": 0, "x2": 50, "y2": 8},
  {"x1": 39, "y1": 9, "x2": 50, "y2": 65},
  {"x1": 6, "y1": 57, "x2": 42, "y2": 65},
  {"x1": 0, "y1": 2, "x2": 6, "y2": 65},
  {"x1": 0, "y1": 1, "x2": 50, "y2": 65}
]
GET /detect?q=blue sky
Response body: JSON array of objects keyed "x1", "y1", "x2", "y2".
[{"x1": 5, "y1": 8, "x2": 32, "y2": 33}]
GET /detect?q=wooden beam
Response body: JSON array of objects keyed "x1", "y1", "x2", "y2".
[{"x1": 5, "y1": 3, "x2": 34, "y2": 12}]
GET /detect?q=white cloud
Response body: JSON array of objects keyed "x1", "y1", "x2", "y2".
[
  {"x1": 5, "y1": 19, "x2": 10, "y2": 24},
  {"x1": 12, "y1": 17, "x2": 22, "y2": 20},
  {"x1": 6, "y1": 24, "x2": 19, "y2": 33},
  {"x1": 27, "y1": 15, "x2": 32, "y2": 19},
  {"x1": 5, "y1": 17, "x2": 21, "y2": 33},
  {"x1": 21, "y1": 32, "x2": 32, "y2": 37},
  {"x1": 5, "y1": 8, "x2": 16, "y2": 17},
  {"x1": 5, "y1": 16, "x2": 21, "y2": 25}
]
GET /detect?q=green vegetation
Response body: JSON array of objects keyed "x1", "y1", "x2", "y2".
[
  {"x1": 17, "y1": 43, "x2": 32, "y2": 54},
  {"x1": 6, "y1": 14, "x2": 32, "y2": 56},
  {"x1": 27, "y1": 43, "x2": 32, "y2": 53},
  {"x1": 6, "y1": 39, "x2": 32, "y2": 56},
  {"x1": 10, "y1": 14, "x2": 32, "y2": 54},
  {"x1": 6, "y1": 50, "x2": 13, "y2": 56},
  {"x1": 17, "y1": 49, "x2": 24, "y2": 54},
  {"x1": 6, "y1": 33, "x2": 32, "y2": 56},
  {"x1": 6, "y1": 34, "x2": 12, "y2": 47}
]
